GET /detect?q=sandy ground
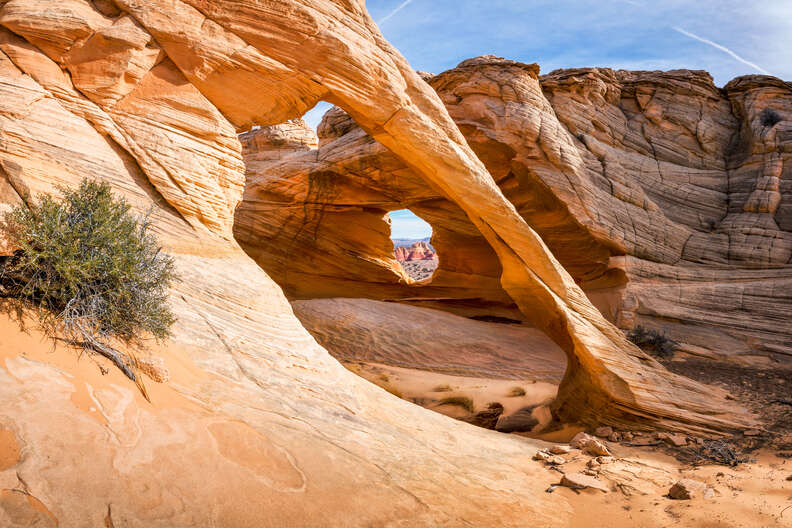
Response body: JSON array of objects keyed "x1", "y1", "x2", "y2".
[
  {"x1": 0, "y1": 313, "x2": 209, "y2": 421},
  {"x1": 347, "y1": 360, "x2": 792, "y2": 527},
  {"x1": 345, "y1": 361, "x2": 559, "y2": 419},
  {"x1": 561, "y1": 449, "x2": 792, "y2": 528}
]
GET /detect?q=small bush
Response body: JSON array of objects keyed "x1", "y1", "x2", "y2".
[
  {"x1": 507, "y1": 386, "x2": 526, "y2": 397},
  {"x1": 627, "y1": 325, "x2": 678, "y2": 359},
  {"x1": 432, "y1": 384, "x2": 453, "y2": 392},
  {"x1": 0, "y1": 180, "x2": 176, "y2": 391},
  {"x1": 438, "y1": 396, "x2": 475, "y2": 413},
  {"x1": 760, "y1": 108, "x2": 782, "y2": 128}
]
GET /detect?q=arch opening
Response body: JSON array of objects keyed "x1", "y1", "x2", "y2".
[
  {"x1": 235, "y1": 112, "x2": 569, "y2": 438},
  {"x1": 389, "y1": 209, "x2": 437, "y2": 284}
]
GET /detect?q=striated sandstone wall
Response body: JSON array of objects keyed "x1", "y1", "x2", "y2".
[{"x1": 236, "y1": 56, "x2": 792, "y2": 364}]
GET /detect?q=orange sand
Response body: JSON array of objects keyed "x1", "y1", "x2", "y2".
[
  {"x1": 347, "y1": 360, "x2": 792, "y2": 527},
  {"x1": 0, "y1": 313, "x2": 208, "y2": 423}
]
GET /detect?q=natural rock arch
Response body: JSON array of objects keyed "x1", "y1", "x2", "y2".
[
  {"x1": 0, "y1": 0, "x2": 750, "y2": 447},
  {"x1": 152, "y1": 1, "x2": 755, "y2": 432}
]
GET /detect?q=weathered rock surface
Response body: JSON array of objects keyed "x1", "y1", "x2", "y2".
[
  {"x1": 292, "y1": 298, "x2": 566, "y2": 381},
  {"x1": 236, "y1": 57, "x2": 792, "y2": 366},
  {"x1": 0, "y1": 2, "x2": 571, "y2": 525},
  {"x1": 560, "y1": 473, "x2": 609, "y2": 493},
  {"x1": 0, "y1": 1, "x2": 763, "y2": 525}
]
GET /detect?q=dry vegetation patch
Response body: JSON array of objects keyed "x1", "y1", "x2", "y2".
[
  {"x1": 0, "y1": 180, "x2": 176, "y2": 397},
  {"x1": 438, "y1": 395, "x2": 475, "y2": 413}
]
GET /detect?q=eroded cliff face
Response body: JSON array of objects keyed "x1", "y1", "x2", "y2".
[
  {"x1": 0, "y1": 2, "x2": 756, "y2": 525},
  {"x1": 236, "y1": 56, "x2": 792, "y2": 365}
]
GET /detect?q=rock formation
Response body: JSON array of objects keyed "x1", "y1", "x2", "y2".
[
  {"x1": 394, "y1": 240, "x2": 436, "y2": 262},
  {"x1": 236, "y1": 57, "x2": 792, "y2": 368},
  {"x1": 0, "y1": 1, "x2": 761, "y2": 525},
  {"x1": 292, "y1": 297, "x2": 566, "y2": 381},
  {"x1": 236, "y1": 56, "x2": 792, "y2": 426}
]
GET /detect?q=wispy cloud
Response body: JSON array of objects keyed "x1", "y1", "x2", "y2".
[
  {"x1": 673, "y1": 26, "x2": 772, "y2": 75},
  {"x1": 378, "y1": 0, "x2": 414, "y2": 25}
]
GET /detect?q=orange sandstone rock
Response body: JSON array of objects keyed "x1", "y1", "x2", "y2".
[{"x1": 0, "y1": 2, "x2": 766, "y2": 525}]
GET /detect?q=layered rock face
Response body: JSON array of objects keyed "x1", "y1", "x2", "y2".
[
  {"x1": 394, "y1": 241, "x2": 436, "y2": 262},
  {"x1": 0, "y1": 1, "x2": 757, "y2": 525},
  {"x1": 236, "y1": 57, "x2": 792, "y2": 366},
  {"x1": 292, "y1": 298, "x2": 566, "y2": 382}
]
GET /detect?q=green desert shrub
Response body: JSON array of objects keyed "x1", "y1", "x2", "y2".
[
  {"x1": 0, "y1": 179, "x2": 176, "y2": 388},
  {"x1": 760, "y1": 108, "x2": 782, "y2": 128}
]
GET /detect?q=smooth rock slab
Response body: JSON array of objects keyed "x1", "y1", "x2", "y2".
[{"x1": 560, "y1": 473, "x2": 609, "y2": 493}]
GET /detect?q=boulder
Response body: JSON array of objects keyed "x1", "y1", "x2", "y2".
[
  {"x1": 571, "y1": 432, "x2": 596, "y2": 449},
  {"x1": 658, "y1": 433, "x2": 688, "y2": 447},
  {"x1": 669, "y1": 479, "x2": 708, "y2": 500},
  {"x1": 496, "y1": 407, "x2": 541, "y2": 433},
  {"x1": 594, "y1": 426, "x2": 613, "y2": 438},
  {"x1": 571, "y1": 432, "x2": 613, "y2": 456}
]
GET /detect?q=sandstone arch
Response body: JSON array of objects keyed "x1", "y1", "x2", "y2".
[
  {"x1": 142, "y1": 1, "x2": 753, "y2": 432},
  {"x1": 0, "y1": 1, "x2": 771, "y2": 523},
  {"x1": 0, "y1": 0, "x2": 754, "y2": 433}
]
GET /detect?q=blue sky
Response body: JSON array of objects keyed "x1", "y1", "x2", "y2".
[
  {"x1": 305, "y1": 0, "x2": 791, "y2": 129},
  {"x1": 389, "y1": 209, "x2": 433, "y2": 239},
  {"x1": 303, "y1": 0, "x2": 792, "y2": 239}
]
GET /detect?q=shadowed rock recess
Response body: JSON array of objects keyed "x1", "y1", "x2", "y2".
[{"x1": 0, "y1": 1, "x2": 779, "y2": 526}]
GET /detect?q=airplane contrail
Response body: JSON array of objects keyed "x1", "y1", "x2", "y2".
[
  {"x1": 673, "y1": 26, "x2": 772, "y2": 75},
  {"x1": 378, "y1": 0, "x2": 414, "y2": 24}
]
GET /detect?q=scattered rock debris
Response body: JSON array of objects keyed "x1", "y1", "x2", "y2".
[
  {"x1": 571, "y1": 432, "x2": 612, "y2": 456},
  {"x1": 533, "y1": 450, "x2": 566, "y2": 465}
]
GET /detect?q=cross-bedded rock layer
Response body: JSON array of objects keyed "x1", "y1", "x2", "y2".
[{"x1": 236, "y1": 56, "x2": 792, "y2": 365}]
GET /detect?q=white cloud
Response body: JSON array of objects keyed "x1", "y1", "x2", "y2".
[
  {"x1": 378, "y1": 0, "x2": 414, "y2": 25},
  {"x1": 673, "y1": 26, "x2": 772, "y2": 75}
]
